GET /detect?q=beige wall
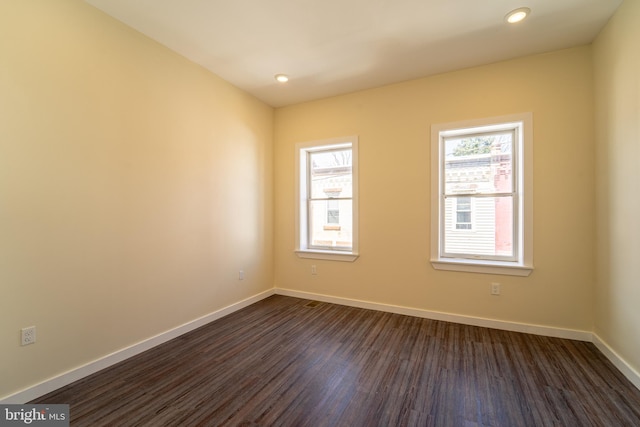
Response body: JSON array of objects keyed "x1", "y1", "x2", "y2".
[
  {"x1": 593, "y1": 0, "x2": 640, "y2": 376},
  {"x1": 4, "y1": 0, "x2": 637, "y2": 403},
  {"x1": 0, "y1": 0, "x2": 273, "y2": 398},
  {"x1": 275, "y1": 47, "x2": 596, "y2": 331}
]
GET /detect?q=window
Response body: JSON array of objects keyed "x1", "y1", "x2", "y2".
[
  {"x1": 455, "y1": 197, "x2": 472, "y2": 230},
  {"x1": 327, "y1": 199, "x2": 340, "y2": 224},
  {"x1": 296, "y1": 136, "x2": 359, "y2": 261},
  {"x1": 431, "y1": 114, "x2": 533, "y2": 276}
]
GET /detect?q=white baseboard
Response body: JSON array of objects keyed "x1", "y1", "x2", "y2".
[
  {"x1": 276, "y1": 288, "x2": 640, "y2": 391},
  {"x1": 275, "y1": 288, "x2": 593, "y2": 341},
  {"x1": 592, "y1": 333, "x2": 640, "y2": 390},
  {"x1": 5, "y1": 287, "x2": 638, "y2": 403},
  {"x1": 1, "y1": 289, "x2": 275, "y2": 404}
]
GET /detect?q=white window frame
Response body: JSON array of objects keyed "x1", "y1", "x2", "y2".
[
  {"x1": 431, "y1": 113, "x2": 533, "y2": 276},
  {"x1": 295, "y1": 136, "x2": 359, "y2": 262}
]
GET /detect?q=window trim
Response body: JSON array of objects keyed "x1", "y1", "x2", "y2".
[
  {"x1": 430, "y1": 114, "x2": 533, "y2": 276},
  {"x1": 295, "y1": 136, "x2": 359, "y2": 262}
]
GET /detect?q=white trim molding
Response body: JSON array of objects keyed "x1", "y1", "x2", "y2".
[
  {"x1": 1, "y1": 289, "x2": 275, "y2": 404},
  {"x1": 430, "y1": 113, "x2": 534, "y2": 276},
  {"x1": 275, "y1": 288, "x2": 591, "y2": 341},
  {"x1": 5, "y1": 287, "x2": 638, "y2": 403},
  {"x1": 295, "y1": 249, "x2": 358, "y2": 262},
  {"x1": 275, "y1": 288, "x2": 640, "y2": 390},
  {"x1": 592, "y1": 334, "x2": 640, "y2": 391},
  {"x1": 295, "y1": 136, "x2": 359, "y2": 261},
  {"x1": 431, "y1": 258, "x2": 533, "y2": 276}
]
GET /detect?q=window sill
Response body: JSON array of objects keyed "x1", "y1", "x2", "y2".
[
  {"x1": 296, "y1": 250, "x2": 359, "y2": 262},
  {"x1": 431, "y1": 258, "x2": 533, "y2": 276}
]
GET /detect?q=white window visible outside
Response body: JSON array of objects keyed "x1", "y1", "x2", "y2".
[
  {"x1": 296, "y1": 136, "x2": 359, "y2": 262},
  {"x1": 455, "y1": 197, "x2": 472, "y2": 230},
  {"x1": 327, "y1": 199, "x2": 340, "y2": 224},
  {"x1": 431, "y1": 114, "x2": 533, "y2": 276}
]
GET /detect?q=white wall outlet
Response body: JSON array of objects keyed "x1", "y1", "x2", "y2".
[
  {"x1": 21, "y1": 326, "x2": 36, "y2": 346},
  {"x1": 311, "y1": 265, "x2": 317, "y2": 275},
  {"x1": 491, "y1": 282, "x2": 501, "y2": 296},
  {"x1": 238, "y1": 270, "x2": 244, "y2": 280}
]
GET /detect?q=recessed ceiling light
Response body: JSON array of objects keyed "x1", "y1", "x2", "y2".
[
  {"x1": 505, "y1": 7, "x2": 531, "y2": 24},
  {"x1": 275, "y1": 74, "x2": 289, "y2": 83}
]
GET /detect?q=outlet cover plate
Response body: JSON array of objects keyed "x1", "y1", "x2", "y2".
[{"x1": 21, "y1": 326, "x2": 36, "y2": 346}]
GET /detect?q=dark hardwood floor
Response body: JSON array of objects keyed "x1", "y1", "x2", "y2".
[{"x1": 33, "y1": 295, "x2": 640, "y2": 426}]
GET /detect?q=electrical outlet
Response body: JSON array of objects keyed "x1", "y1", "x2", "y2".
[
  {"x1": 491, "y1": 282, "x2": 501, "y2": 296},
  {"x1": 21, "y1": 326, "x2": 36, "y2": 346},
  {"x1": 311, "y1": 265, "x2": 317, "y2": 275}
]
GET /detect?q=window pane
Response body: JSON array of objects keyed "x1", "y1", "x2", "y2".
[
  {"x1": 444, "y1": 132, "x2": 513, "y2": 195},
  {"x1": 457, "y1": 211, "x2": 471, "y2": 223},
  {"x1": 310, "y1": 149, "x2": 352, "y2": 199},
  {"x1": 444, "y1": 196, "x2": 513, "y2": 258},
  {"x1": 309, "y1": 199, "x2": 352, "y2": 249},
  {"x1": 327, "y1": 199, "x2": 340, "y2": 223},
  {"x1": 457, "y1": 197, "x2": 471, "y2": 210}
]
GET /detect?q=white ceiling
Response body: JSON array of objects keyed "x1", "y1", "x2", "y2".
[{"x1": 84, "y1": 0, "x2": 622, "y2": 107}]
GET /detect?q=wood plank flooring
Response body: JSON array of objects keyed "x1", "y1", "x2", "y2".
[{"x1": 33, "y1": 295, "x2": 640, "y2": 426}]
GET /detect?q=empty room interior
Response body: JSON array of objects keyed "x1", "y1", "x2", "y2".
[{"x1": 1, "y1": 0, "x2": 639, "y2": 424}]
